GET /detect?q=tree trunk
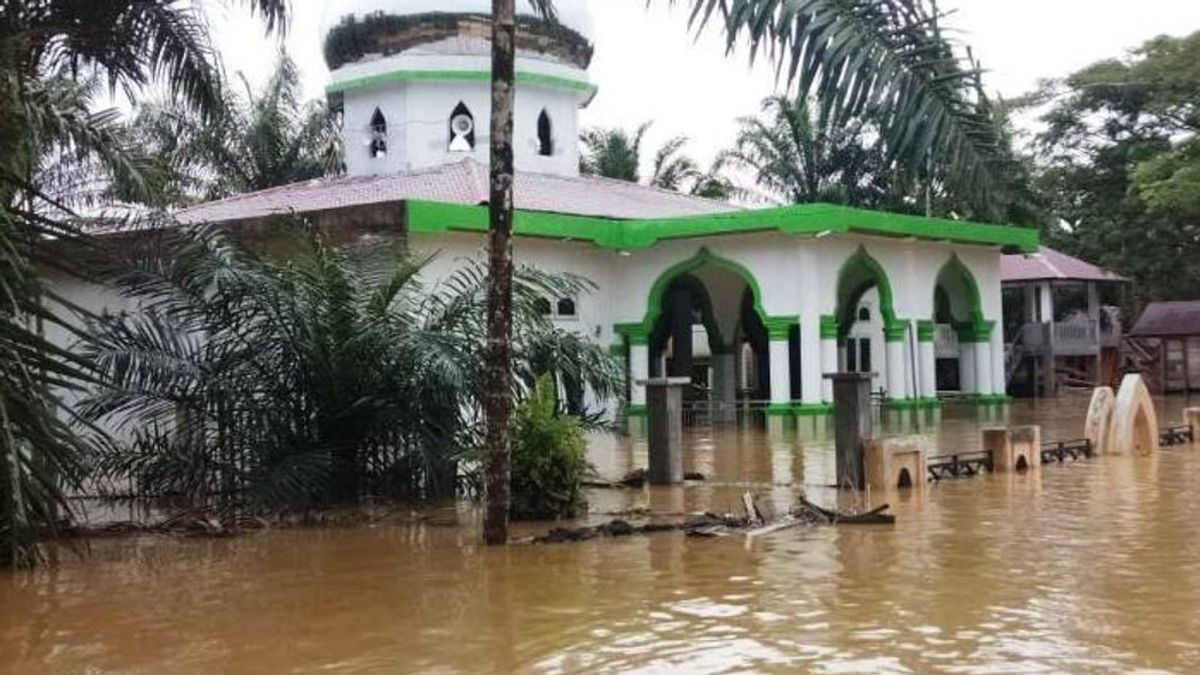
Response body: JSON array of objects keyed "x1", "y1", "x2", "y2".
[{"x1": 483, "y1": 0, "x2": 517, "y2": 546}]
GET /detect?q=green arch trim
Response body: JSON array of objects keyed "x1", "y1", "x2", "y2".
[
  {"x1": 615, "y1": 248, "x2": 796, "y2": 342},
  {"x1": 935, "y1": 255, "x2": 993, "y2": 342},
  {"x1": 835, "y1": 246, "x2": 901, "y2": 339}
]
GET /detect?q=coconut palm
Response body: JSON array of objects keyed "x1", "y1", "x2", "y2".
[
  {"x1": 81, "y1": 222, "x2": 619, "y2": 512},
  {"x1": 0, "y1": 0, "x2": 287, "y2": 568},
  {"x1": 130, "y1": 52, "x2": 342, "y2": 206}
]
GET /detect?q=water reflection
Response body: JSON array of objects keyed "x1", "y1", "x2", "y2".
[{"x1": 3, "y1": 395, "x2": 1200, "y2": 673}]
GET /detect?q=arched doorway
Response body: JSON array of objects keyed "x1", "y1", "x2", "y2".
[
  {"x1": 835, "y1": 248, "x2": 904, "y2": 401},
  {"x1": 628, "y1": 249, "x2": 795, "y2": 420},
  {"x1": 932, "y1": 256, "x2": 987, "y2": 395}
]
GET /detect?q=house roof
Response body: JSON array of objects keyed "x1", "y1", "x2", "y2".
[
  {"x1": 1130, "y1": 301, "x2": 1200, "y2": 338},
  {"x1": 176, "y1": 159, "x2": 738, "y2": 225},
  {"x1": 1001, "y1": 246, "x2": 1123, "y2": 283}
]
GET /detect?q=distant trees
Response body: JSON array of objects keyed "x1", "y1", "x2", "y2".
[
  {"x1": 130, "y1": 53, "x2": 342, "y2": 206},
  {"x1": 1031, "y1": 30, "x2": 1200, "y2": 306},
  {"x1": 580, "y1": 123, "x2": 735, "y2": 200}
]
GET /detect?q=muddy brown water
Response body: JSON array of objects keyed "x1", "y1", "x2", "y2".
[{"x1": 4, "y1": 395, "x2": 1200, "y2": 673}]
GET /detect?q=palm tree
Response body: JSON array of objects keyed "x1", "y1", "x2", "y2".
[
  {"x1": 0, "y1": 0, "x2": 288, "y2": 568},
  {"x1": 727, "y1": 96, "x2": 885, "y2": 205},
  {"x1": 130, "y1": 52, "x2": 342, "y2": 206},
  {"x1": 580, "y1": 123, "x2": 652, "y2": 182},
  {"x1": 82, "y1": 223, "x2": 619, "y2": 513}
]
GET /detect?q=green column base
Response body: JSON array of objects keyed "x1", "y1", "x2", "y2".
[{"x1": 626, "y1": 404, "x2": 649, "y2": 417}]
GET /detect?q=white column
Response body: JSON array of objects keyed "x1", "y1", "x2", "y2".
[
  {"x1": 990, "y1": 329, "x2": 1006, "y2": 396},
  {"x1": 960, "y1": 341, "x2": 977, "y2": 394},
  {"x1": 629, "y1": 342, "x2": 649, "y2": 407},
  {"x1": 975, "y1": 339, "x2": 993, "y2": 397},
  {"x1": 768, "y1": 337, "x2": 791, "y2": 407},
  {"x1": 820, "y1": 317, "x2": 839, "y2": 402},
  {"x1": 918, "y1": 323, "x2": 937, "y2": 399},
  {"x1": 885, "y1": 337, "x2": 907, "y2": 400},
  {"x1": 1038, "y1": 281, "x2": 1054, "y2": 323},
  {"x1": 800, "y1": 321, "x2": 824, "y2": 405},
  {"x1": 1024, "y1": 285, "x2": 1038, "y2": 322},
  {"x1": 1086, "y1": 281, "x2": 1100, "y2": 321}
]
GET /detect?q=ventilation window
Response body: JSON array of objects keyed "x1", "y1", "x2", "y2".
[
  {"x1": 369, "y1": 108, "x2": 387, "y2": 158},
  {"x1": 858, "y1": 306, "x2": 871, "y2": 322},
  {"x1": 556, "y1": 298, "x2": 577, "y2": 318},
  {"x1": 537, "y1": 109, "x2": 553, "y2": 156},
  {"x1": 448, "y1": 102, "x2": 476, "y2": 152}
]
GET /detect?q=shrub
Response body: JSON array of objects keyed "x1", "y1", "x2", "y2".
[{"x1": 509, "y1": 375, "x2": 591, "y2": 521}]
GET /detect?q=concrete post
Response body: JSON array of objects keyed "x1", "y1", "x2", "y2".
[
  {"x1": 642, "y1": 377, "x2": 689, "y2": 484},
  {"x1": 828, "y1": 372, "x2": 874, "y2": 490},
  {"x1": 710, "y1": 351, "x2": 737, "y2": 423},
  {"x1": 799, "y1": 320, "x2": 825, "y2": 406}
]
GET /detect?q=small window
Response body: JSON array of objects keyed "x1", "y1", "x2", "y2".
[
  {"x1": 369, "y1": 108, "x2": 387, "y2": 158},
  {"x1": 556, "y1": 297, "x2": 577, "y2": 317},
  {"x1": 858, "y1": 306, "x2": 870, "y2": 322},
  {"x1": 537, "y1": 109, "x2": 553, "y2": 156},
  {"x1": 535, "y1": 297, "x2": 552, "y2": 316},
  {"x1": 448, "y1": 102, "x2": 476, "y2": 152}
]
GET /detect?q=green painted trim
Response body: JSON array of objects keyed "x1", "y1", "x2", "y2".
[
  {"x1": 885, "y1": 398, "x2": 925, "y2": 411},
  {"x1": 626, "y1": 405, "x2": 648, "y2": 417},
  {"x1": 614, "y1": 322, "x2": 649, "y2": 345},
  {"x1": 936, "y1": 255, "x2": 986, "y2": 327},
  {"x1": 630, "y1": 248, "x2": 772, "y2": 340},
  {"x1": 404, "y1": 200, "x2": 1039, "y2": 253},
  {"x1": 884, "y1": 321, "x2": 909, "y2": 343},
  {"x1": 793, "y1": 403, "x2": 834, "y2": 416},
  {"x1": 766, "y1": 404, "x2": 794, "y2": 417},
  {"x1": 327, "y1": 69, "x2": 598, "y2": 96},
  {"x1": 763, "y1": 316, "x2": 799, "y2": 341},
  {"x1": 836, "y1": 247, "x2": 898, "y2": 341},
  {"x1": 917, "y1": 320, "x2": 936, "y2": 342},
  {"x1": 955, "y1": 320, "x2": 995, "y2": 343},
  {"x1": 820, "y1": 315, "x2": 840, "y2": 340}
]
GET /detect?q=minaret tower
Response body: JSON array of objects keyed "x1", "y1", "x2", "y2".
[{"x1": 321, "y1": 0, "x2": 595, "y2": 178}]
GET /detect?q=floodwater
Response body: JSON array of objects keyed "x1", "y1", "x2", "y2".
[{"x1": 4, "y1": 396, "x2": 1200, "y2": 674}]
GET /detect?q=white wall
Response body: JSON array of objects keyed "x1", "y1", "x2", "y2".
[{"x1": 340, "y1": 53, "x2": 588, "y2": 178}]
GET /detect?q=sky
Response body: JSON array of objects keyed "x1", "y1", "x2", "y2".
[{"x1": 208, "y1": 0, "x2": 1200, "y2": 170}]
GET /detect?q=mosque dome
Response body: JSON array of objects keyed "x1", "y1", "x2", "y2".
[{"x1": 321, "y1": 0, "x2": 595, "y2": 72}]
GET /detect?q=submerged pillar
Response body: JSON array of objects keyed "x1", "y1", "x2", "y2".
[
  {"x1": 629, "y1": 340, "x2": 649, "y2": 410},
  {"x1": 884, "y1": 324, "x2": 908, "y2": 401},
  {"x1": 643, "y1": 377, "x2": 689, "y2": 484},
  {"x1": 711, "y1": 350, "x2": 737, "y2": 423},
  {"x1": 766, "y1": 318, "x2": 796, "y2": 413},
  {"x1": 666, "y1": 284, "x2": 693, "y2": 378},
  {"x1": 828, "y1": 372, "x2": 874, "y2": 490},
  {"x1": 917, "y1": 320, "x2": 937, "y2": 400}
]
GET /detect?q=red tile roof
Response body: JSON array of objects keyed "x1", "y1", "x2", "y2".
[
  {"x1": 1130, "y1": 301, "x2": 1200, "y2": 337},
  {"x1": 1000, "y1": 246, "x2": 1123, "y2": 283},
  {"x1": 176, "y1": 159, "x2": 738, "y2": 225}
]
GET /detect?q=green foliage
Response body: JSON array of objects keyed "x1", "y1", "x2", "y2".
[
  {"x1": 679, "y1": 0, "x2": 1009, "y2": 216},
  {"x1": 0, "y1": 0, "x2": 287, "y2": 569},
  {"x1": 1033, "y1": 30, "x2": 1200, "y2": 308},
  {"x1": 128, "y1": 52, "x2": 342, "y2": 206},
  {"x1": 81, "y1": 223, "x2": 620, "y2": 513},
  {"x1": 580, "y1": 123, "x2": 734, "y2": 199},
  {"x1": 509, "y1": 375, "x2": 590, "y2": 520}
]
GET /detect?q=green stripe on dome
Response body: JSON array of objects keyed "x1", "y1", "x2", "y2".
[
  {"x1": 327, "y1": 69, "x2": 597, "y2": 96},
  {"x1": 404, "y1": 200, "x2": 1039, "y2": 253}
]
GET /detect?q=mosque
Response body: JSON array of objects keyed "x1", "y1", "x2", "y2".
[{"x1": 158, "y1": 0, "x2": 1038, "y2": 417}]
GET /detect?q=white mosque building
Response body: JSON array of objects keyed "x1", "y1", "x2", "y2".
[{"x1": 76, "y1": 0, "x2": 1039, "y2": 418}]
